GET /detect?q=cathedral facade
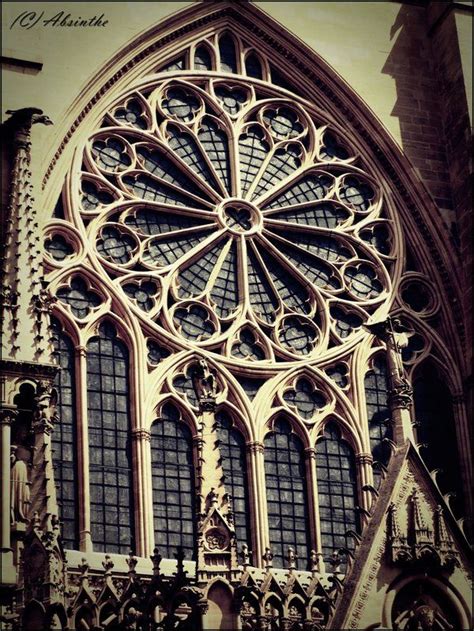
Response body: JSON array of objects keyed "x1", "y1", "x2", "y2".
[{"x1": 1, "y1": 1, "x2": 472, "y2": 629}]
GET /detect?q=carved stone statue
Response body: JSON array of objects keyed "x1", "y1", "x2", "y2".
[
  {"x1": 10, "y1": 445, "x2": 30, "y2": 523},
  {"x1": 191, "y1": 359, "x2": 218, "y2": 410},
  {"x1": 365, "y1": 316, "x2": 411, "y2": 386}
]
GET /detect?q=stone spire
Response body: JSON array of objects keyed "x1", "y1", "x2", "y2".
[{"x1": 1, "y1": 108, "x2": 54, "y2": 365}]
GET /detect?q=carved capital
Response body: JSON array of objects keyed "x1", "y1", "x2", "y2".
[
  {"x1": 0, "y1": 407, "x2": 18, "y2": 426},
  {"x1": 74, "y1": 345, "x2": 87, "y2": 359},
  {"x1": 246, "y1": 440, "x2": 264, "y2": 455},
  {"x1": 131, "y1": 428, "x2": 151, "y2": 442},
  {"x1": 389, "y1": 381, "x2": 413, "y2": 409},
  {"x1": 304, "y1": 447, "x2": 316, "y2": 461},
  {"x1": 356, "y1": 453, "x2": 373, "y2": 466}
]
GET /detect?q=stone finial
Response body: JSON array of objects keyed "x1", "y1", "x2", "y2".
[
  {"x1": 286, "y1": 546, "x2": 297, "y2": 572},
  {"x1": 102, "y1": 554, "x2": 114, "y2": 575},
  {"x1": 239, "y1": 543, "x2": 251, "y2": 569},
  {"x1": 150, "y1": 547, "x2": 162, "y2": 576},
  {"x1": 262, "y1": 547, "x2": 273, "y2": 572},
  {"x1": 126, "y1": 551, "x2": 138, "y2": 576}
]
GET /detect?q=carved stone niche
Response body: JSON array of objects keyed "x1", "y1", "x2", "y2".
[{"x1": 392, "y1": 580, "x2": 462, "y2": 631}]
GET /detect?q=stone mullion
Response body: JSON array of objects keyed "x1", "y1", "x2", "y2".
[
  {"x1": 246, "y1": 440, "x2": 266, "y2": 566},
  {"x1": 75, "y1": 345, "x2": 92, "y2": 552},
  {"x1": 131, "y1": 428, "x2": 151, "y2": 557},
  {"x1": 304, "y1": 447, "x2": 324, "y2": 572}
]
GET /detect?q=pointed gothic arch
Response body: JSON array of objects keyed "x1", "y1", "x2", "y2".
[{"x1": 16, "y1": 5, "x2": 468, "y2": 630}]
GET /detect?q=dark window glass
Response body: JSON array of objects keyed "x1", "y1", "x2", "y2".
[
  {"x1": 211, "y1": 241, "x2": 239, "y2": 318},
  {"x1": 413, "y1": 362, "x2": 464, "y2": 517},
  {"x1": 197, "y1": 119, "x2": 231, "y2": 193},
  {"x1": 219, "y1": 33, "x2": 237, "y2": 73},
  {"x1": 216, "y1": 411, "x2": 251, "y2": 550},
  {"x1": 264, "y1": 418, "x2": 311, "y2": 568},
  {"x1": 364, "y1": 356, "x2": 392, "y2": 483},
  {"x1": 194, "y1": 45, "x2": 212, "y2": 71},
  {"x1": 51, "y1": 320, "x2": 79, "y2": 549},
  {"x1": 252, "y1": 144, "x2": 301, "y2": 201},
  {"x1": 87, "y1": 322, "x2": 134, "y2": 553},
  {"x1": 245, "y1": 53, "x2": 263, "y2": 79},
  {"x1": 239, "y1": 126, "x2": 269, "y2": 196},
  {"x1": 316, "y1": 423, "x2": 358, "y2": 564},
  {"x1": 151, "y1": 403, "x2": 196, "y2": 558}
]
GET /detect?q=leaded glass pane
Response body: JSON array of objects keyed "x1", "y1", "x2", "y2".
[
  {"x1": 124, "y1": 207, "x2": 210, "y2": 235},
  {"x1": 264, "y1": 174, "x2": 332, "y2": 209},
  {"x1": 216, "y1": 411, "x2": 251, "y2": 548},
  {"x1": 45, "y1": 234, "x2": 74, "y2": 261},
  {"x1": 51, "y1": 321, "x2": 78, "y2": 549},
  {"x1": 239, "y1": 126, "x2": 269, "y2": 195},
  {"x1": 151, "y1": 403, "x2": 196, "y2": 558},
  {"x1": 316, "y1": 424, "x2": 358, "y2": 564},
  {"x1": 252, "y1": 144, "x2": 301, "y2": 200},
  {"x1": 264, "y1": 419, "x2": 311, "y2": 567},
  {"x1": 259, "y1": 247, "x2": 310, "y2": 314},
  {"x1": 210, "y1": 241, "x2": 239, "y2": 317},
  {"x1": 178, "y1": 240, "x2": 225, "y2": 297},
  {"x1": 122, "y1": 174, "x2": 206, "y2": 208},
  {"x1": 269, "y1": 203, "x2": 349, "y2": 229},
  {"x1": 56, "y1": 277, "x2": 101, "y2": 319},
  {"x1": 219, "y1": 33, "x2": 237, "y2": 73},
  {"x1": 194, "y1": 45, "x2": 212, "y2": 71},
  {"x1": 167, "y1": 125, "x2": 220, "y2": 190},
  {"x1": 87, "y1": 323, "x2": 134, "y2": 554},
  {"x1": 247, "y1": 249, "x2": 280, "y2": 323},
  {"x1": 198, "y1": 120, "x2": 231, "y2": 192},
  {"x1": 364, "y1": 356, "x2": 392, "y2": 478},
  {"x1": 245, "y1": 53, "x2": 263, "y2": 79},
  {"x1": 143, "y1": 230, "x2": 212, "y2": 267}
]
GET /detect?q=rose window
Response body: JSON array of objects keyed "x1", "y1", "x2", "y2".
[{"x1": 60, "y1": 77, "x2": 396, "y2": 364}]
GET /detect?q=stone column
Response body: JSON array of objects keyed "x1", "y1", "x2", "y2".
[
  {"x1": 356, "y1": 453, "x2": 374, "y2": 525},
  {"x1": 131, "y1": 428, "x2": 151, "y2": 557},
  {"x1": 304, "y1": 447, "x2": 324, "y2": 572},
  {"x1": 0, "y1": 408, "x2": 16, "y2": 584},
  {"x1": 366, "y1": 317, "x2": 415, "y2": 444},
  {"x1": 75, "y1": 345, "x2": 92, "y2": 552},
  {"x1": 246, "y1": 440, "x2": 267, "y2": 566}
]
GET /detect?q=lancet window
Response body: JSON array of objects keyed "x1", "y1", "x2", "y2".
[
  {"x1": 316, "y1": 423, "x2": 358, "y2": 563},
  {"x1": 51, "y1": 319, "x2": 79, "y2": 549},
  {"x1": 264, "y1": 418, "x2": 311, "y2": 568},
  {"x1": 151, "y1": 402, "x2": 196, "y2": 558},
  {"x1": 87, "y1": 322, "x2": 134, "y2": 554}
]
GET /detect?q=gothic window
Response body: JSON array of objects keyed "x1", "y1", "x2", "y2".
[
  {"x1": 364, "y1": 355, "x2": 391, "y2": 481},
  {"x1": 41, "y1": 11, "x2": 464, "y2": 579},
  {"x1": 413, "y1": 362, "x2": 463, "y2": 515},
  {"x1": 151, "y1": 402, "x2": 196, "y2": 558},
  {"x1": 51, "y1": 319, "x2": 79, "y2": 549},
  {"x1": 87, "y1": 322, "x2": 134, "y2": 553},
  {"x1": 316, "y1": 423, "x2": 358, "y2": 563},
  {"x1": 215, "y1": 411, "x2": 251, "y2": 549},
  {"x1": 264, "y1": 418, "x2": 311, "y2": 568}
]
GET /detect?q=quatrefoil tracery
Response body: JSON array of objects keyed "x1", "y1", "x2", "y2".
[{"x1": 61, "y1": 76, "x2": 397, "y2": 364}]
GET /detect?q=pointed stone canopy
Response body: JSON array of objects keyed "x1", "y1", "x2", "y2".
[{"x1": 328, "y1": 442, "x2": 472, "y2": 630}]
